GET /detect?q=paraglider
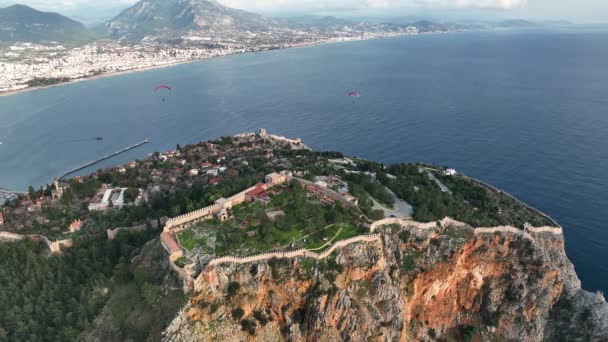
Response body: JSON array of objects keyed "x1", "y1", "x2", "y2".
[
  {"x1": 348, "y1": 91, "x2": 360, "y2": 98},
  {"x1": 154, "y1": 85, "x2": 172, "y2": 92},
  {"x1": 154, "y1": 85, "x2": 172, "y2": 102}
]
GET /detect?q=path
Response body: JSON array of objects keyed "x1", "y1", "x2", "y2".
[
  {"x1": 423, "y1": 168, "x2": 451, "y2": 193},
  {"x1": 307, "y1": 226, "x2": 343, "y2": 251}
]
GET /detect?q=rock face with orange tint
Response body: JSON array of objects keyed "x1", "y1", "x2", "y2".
[{"x1": 164, "y1": 222, "x2": 608, "y2": 341}]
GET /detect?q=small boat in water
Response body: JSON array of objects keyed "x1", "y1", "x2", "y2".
[{"x1": 96, "y1": 136, "x2": 103, "y2": 141}]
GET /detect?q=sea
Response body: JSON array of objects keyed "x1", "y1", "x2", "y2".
[{"x1": 1, "y1": 26, "x2": 607, "y2": 294}]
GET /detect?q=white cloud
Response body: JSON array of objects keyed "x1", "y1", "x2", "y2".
[
  {"x1": 1, "y1": 0, "x2": 526, "y2": 12},
  {"x1": 219, "y1": 0, "x2": 527, "y2": 11},
  {"x1": 0, "y1": 0, "x2": 137, "y2": 9}
]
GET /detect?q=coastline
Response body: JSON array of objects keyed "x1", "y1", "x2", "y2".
[{"x1": 0, "y1": 32, "x2": 437, "y2": 98}]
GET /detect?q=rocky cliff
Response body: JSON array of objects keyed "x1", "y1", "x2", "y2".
[{"x1": 163, "y1": 220, "x2": 608, "y2": 341}]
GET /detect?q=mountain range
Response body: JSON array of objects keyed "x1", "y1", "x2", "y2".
[
  {"x1": 0, "y1": 1, "x2": 554, "y2": 46},
  {"x1": 104, "y1": 0, "x2": 283, "y2": 41},
  {"x1": 0, "y1": 4, "x2": 94, "y2": 44}
]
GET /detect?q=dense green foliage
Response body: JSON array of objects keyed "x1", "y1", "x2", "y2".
[
  {"x1": 381, "y1": 164, "x2": 553, "y2": 228},
  {"x1": 0, "y1": 232, "x2": 155, "y2": 341},
  {"x1": 26, "y1": 78, "x2": 72, "y2": 87},
  {"x1": 343, "y1": 173, "x2": 393, "y2": 208},
  {"x1": 81, "y1": 239, "x2": 186, "y2": 342},
  {"x1": 210, "y1": 181, "x2": 364, "y2": 256}
]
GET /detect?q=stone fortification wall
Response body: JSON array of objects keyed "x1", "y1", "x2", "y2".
[
  {"x1": 370, "y1": 218, "x2": 439, "y2": 232},
  {"x1": 0, "y1": 231, "x2": 72, "y2": 253},
  {"x1": 164, "y1": 185, "x2": 259, "y2": 231},
  {"x1": 168, "y1": 257, "x2": 194, "y2": 290},
  {"x1": 208, "y1": 234, "x2": 381, "y2": 267},
  {"x1": 371, "y1": 217, "x2": 563, "y2": 239}
]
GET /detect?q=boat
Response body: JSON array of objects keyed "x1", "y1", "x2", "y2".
[{"x1": 96, "y1": 136, "x2": 103, "y2": 141}]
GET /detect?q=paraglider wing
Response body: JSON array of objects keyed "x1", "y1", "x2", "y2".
[{"x1": 154, "y1": 85, "x2": 173, "y2": 92}]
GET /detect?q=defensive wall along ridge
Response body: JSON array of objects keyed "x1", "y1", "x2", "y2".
[
  {"x1": 208, "y1": 234, "x2": 382, "y2": 266},
  {"x1": 370, "y1": 217, "x2": 563, "y2": 238},
  {"x1": 164, "y1": 184, "x2": 260, "y2": 231},
  {"x1": 0, "y1": 231, "x2": 72, "y2": 253},
  {"x1": 204, "y1": 218, "x2": 563, "y2": 268}
]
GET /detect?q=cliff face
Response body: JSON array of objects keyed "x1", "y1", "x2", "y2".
[{"x1": 164, "y1": 222, "x2": 608, "y2": 341}]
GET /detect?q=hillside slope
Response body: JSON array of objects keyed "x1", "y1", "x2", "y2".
[
  {"x1": 104, "y1": 0, "x2": 280, "y2": 41},
  {"x1": 0, "y1": 4, "x2": 94, "y2": 44},
  {"x1": 164, "y1": 221, "x2": 608, "y2": 341}
]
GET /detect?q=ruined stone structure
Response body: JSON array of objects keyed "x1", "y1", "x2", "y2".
[{"x1": 0, "y1": 231, "x2": 72, "y2": 253}]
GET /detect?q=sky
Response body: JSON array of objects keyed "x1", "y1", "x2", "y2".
[{"x1": 0, "y1": 0, "x2": 607, "y2": 24}]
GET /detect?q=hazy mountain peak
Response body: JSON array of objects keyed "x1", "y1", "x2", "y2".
[
  {"x1": 104, "y1": 0, "x2": 276, "y2": 41},
  {"x1": 0, "y1": 4, "x2": 94, "y2": 44}
]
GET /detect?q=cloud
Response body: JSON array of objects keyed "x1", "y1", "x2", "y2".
[
  {"x1": 0, "y1": 0, "x2": 527, "y2": 15},
  {"x1": 0, "y1": 0, "x2": 528, "y2": 11},
  {"x1": 220, "y1": 0, "x2": 528, "y2": 11},
  {"x1": 0, "y1": 0, "x2": 137, "y2": 10}
]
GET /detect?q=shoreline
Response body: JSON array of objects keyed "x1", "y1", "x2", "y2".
[{"x1": 0, "y1": 32, "x2": 437, "y2": 98}]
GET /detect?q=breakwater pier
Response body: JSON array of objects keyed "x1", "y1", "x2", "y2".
[
  {"x1": 59, "y1": 139, "x2": 149, "y2": 180},
  {"x1": 0, "y1": 187, "x2": 26, "y2": 201}
]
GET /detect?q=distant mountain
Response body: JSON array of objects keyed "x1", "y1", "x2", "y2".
[
  {"x1": 0, "y1": 4, "x2": 94, "y2": 44},
  {"x1": 104, "y1": 0, "x2": 281, "y2": 41},
  {"x1": 497, "y1": 19, "x2": 537, "y2": 28},
  {"x1": 410, "y1": 20, "x2": 449, "y2": 32}
]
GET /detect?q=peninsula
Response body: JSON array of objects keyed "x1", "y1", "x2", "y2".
[{"x1": 0, "y1": 129, "x2": 606, "y2": 341}]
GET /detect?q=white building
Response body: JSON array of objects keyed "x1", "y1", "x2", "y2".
[
  {"x1": 443, "y1": 168, "x2": 457, "y2": 176},
  {"x1": 88, "y1": 188, "x2": 127, "y2": 211}
]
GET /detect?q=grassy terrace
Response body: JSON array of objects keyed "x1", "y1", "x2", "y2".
[{"x1": 176, "y1": 180, "x2": 367, "y2": 258}]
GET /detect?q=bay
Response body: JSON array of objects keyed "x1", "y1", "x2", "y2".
[{"x1": 1, "y1": 27, "x2": 607, "y2": 293}]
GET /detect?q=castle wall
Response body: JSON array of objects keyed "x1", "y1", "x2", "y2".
[{"x1": 207, "y1": 234, "x2": 381, "y2": 267}]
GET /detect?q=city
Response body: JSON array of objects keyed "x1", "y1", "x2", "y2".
[{"x1": 0, "y1": 25, "x2": 420, "y2": 94}]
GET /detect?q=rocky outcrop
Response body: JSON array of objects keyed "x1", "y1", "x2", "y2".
[{"x1": 163, "y1": 220, "x2": 608, "y2": 341}]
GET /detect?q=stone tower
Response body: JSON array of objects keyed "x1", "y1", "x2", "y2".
[{"x1": 52, "y1": 178, "x2": 63, "y2": 200}]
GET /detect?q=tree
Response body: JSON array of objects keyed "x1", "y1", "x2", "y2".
[
  {"x1": 227, "y1": 281, "x2": 240, "y2": 298},
  {"x1": 232, "y1": 308, "x2": 245, "y2": 320},
  {"x1": 28, "y1": 186, "x2": 36, "y2": 200}
]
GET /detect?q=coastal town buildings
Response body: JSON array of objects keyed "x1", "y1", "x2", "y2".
[
  {"x1": 68, "y1": 219, "x2": 83, "y2": 233},
  {"x1": 444, "y1": 168, "x2": 457, "y2": 176},
  {"x1": 0, "y1": 26, "x2": 421, "y2": 94},
  {"x1": 88, "y1": 186, "x2": 127, "y2": 211}
]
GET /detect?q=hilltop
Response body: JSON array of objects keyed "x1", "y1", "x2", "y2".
[
  {"x1": 1, "y1": 130, "x2": 607, "y2": 341},
  {"x1": 104, "y1": 0, "x2": 282, "y2": 41},
  {"x1": 0, "y1": 4, "x2": 94, "y2": 44}
]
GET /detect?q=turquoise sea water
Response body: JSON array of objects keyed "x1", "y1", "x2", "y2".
[{"x1": 1, "y1": 27, "x2": 607, "y2": 293}]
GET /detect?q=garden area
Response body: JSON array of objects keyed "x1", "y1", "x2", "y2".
[{"x1": 174, "y1": 181, "x2": 368, "y2": 258}]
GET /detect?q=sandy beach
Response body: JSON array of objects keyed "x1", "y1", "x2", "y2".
[{"x1": 0, "y1": 32, "x2": 421, "y2": 98}]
